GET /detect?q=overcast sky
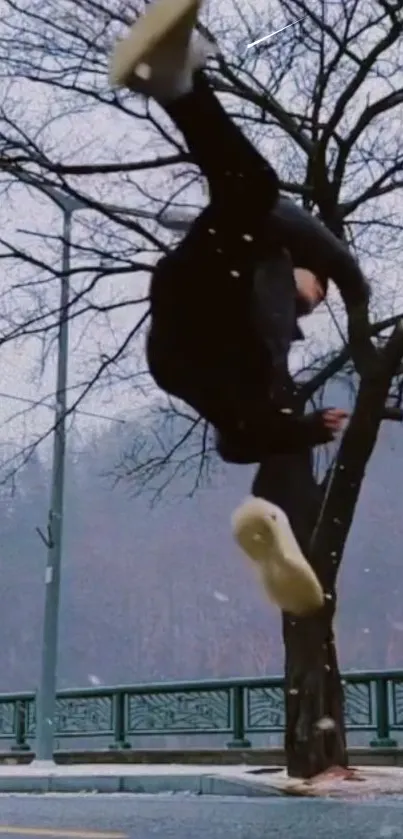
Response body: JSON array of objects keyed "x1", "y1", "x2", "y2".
[{"x1": 0, "y1": 0, "x2": 401, "y2": 464}]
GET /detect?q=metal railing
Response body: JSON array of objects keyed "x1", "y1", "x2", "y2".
[{"x1": 1, "y1": 669, "x2": 402, "y2": 752}]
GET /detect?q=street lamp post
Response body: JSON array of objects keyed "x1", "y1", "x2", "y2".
[
  {"x1": 34, "y1": 206, "x2": 72, "y2": 763},
  {"x1": 35, "y1": 200, "x2": 189, "y2": 761},
  {"x1": 12, "y1": 172, "x2": 95, "y2": 763},
  {"x1": 12, "y1": 172, "x2": 163, "y2": 763},
  {"x1": 8, "y1": 162, "x2": 192, "y2": 762},
  {"x1": 14, "y1": 178, "x2": 89, "y2": 765}
]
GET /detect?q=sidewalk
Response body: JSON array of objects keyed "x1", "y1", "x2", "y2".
[
  {"x1": 0, "y1": 762, "x2": 280, "y2": 797},
  {"x1": 0, "y1": 762, "x2": 403, "y2": 798}
]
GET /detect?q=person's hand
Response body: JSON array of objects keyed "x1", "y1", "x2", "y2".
[
  {"x1": 321, "y1": 408, "x2": 349, "y2": 437},
  {"x1": 303, "y1": 408, "x2": 349, "y2": 445}
]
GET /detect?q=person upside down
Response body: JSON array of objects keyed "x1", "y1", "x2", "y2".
[{"x1": 110, "y1": 0, "x2": 370, "y2": 616}]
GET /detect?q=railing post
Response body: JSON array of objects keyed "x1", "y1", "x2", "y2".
[
  {"x1": 370, "y1": 676, "x2": 397, "y2": 748},
  {"x1": 11, "y1": 700, "x2": 30, "y2": 751},
  {"x1": 110, "y1": 691, "x2": 131, "y2": 749},
  {"x1": 227, "y1": 686, "x2": 251, "y2": 749}
]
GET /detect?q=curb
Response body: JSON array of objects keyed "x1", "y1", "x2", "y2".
[
  {"x1": 0, "y1": 773, "x2": 283, "y2": 797},
  {"x1": 3, "y1": 749, "x2": 403, "y2": 768}
]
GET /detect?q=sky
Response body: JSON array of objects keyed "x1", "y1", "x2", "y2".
[{"x1": 0, "y1": 0, "x2": 402, "y2": 470}]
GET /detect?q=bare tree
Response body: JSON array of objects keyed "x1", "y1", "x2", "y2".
[{"x1": 1, "y1": 0, "x2": 403, "y2": 777}]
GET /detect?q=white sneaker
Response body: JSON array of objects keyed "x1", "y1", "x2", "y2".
[
  {"x1": 109, "y1": 0, "x2": 214, "y2": 100},
  {"x1": 231, "y1": 497, "x2": 324, "y2": 616}
]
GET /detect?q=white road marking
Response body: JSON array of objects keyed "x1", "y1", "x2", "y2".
[{"x1": 0, "y1": 829, "x2": 127, "y2": 839}]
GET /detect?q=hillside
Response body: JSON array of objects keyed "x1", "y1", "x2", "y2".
[{"x1": 1, "y1": 404, "x2": 403, "y2": 693}]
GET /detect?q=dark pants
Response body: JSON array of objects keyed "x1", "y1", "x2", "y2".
[
  {"x1": 147, "y1": 71, "x2": 298, "y2": 451},
  {"x1": 252, "y1": 453, "x2": 321, "y2": 553}
]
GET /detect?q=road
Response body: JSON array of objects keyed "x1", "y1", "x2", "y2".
[{"x1": 0, "y1": 794, "x2": 403, "y2": 839}]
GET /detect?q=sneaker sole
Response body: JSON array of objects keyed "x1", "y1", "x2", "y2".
[
  {"x1": 109, "y1": 0, "x2": 202, "y2": 87},
  {"x1": 231, "y1": 497, "x2": 324, "y2": 616}
]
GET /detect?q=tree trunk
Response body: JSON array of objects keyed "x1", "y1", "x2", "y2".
[
  {"x1": 282, "y1": 601, "x2": 347, "y2": 777},
  {"x1": 253, "y1": 451, "x2": 348, "y2": 777},
  {"x1": 252, "y1": 324, "x2": 403, "y2": 778}
]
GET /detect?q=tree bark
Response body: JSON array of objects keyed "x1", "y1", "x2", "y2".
[
  {"x1": 282, "y1": 602, "x2": 346, "y2": 777},
  {"x1": 252, "y1": 321, "x2": 403, "y2": 779},
  {"x1": 253, "y1": 450, "x2": 347, "y2": 777}
]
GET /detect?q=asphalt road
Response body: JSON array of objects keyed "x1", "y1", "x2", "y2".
[{"x1": 0, "y1": 794, "x2": 402, "y2": 839}]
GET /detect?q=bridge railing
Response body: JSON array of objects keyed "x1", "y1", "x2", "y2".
[{"x1": 1, "y1": 669, "x2": 402, "y2": 752}]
